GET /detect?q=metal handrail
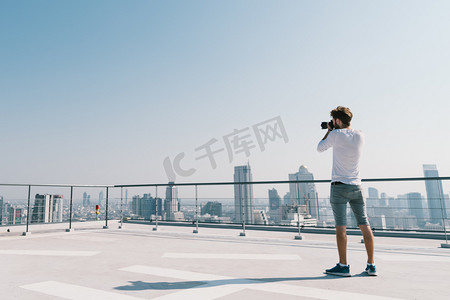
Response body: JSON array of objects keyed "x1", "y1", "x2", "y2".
[
  {"x1": 113, "y1": 176, "x2": 450, "y2": 188},
  {"x1": 2, "y1": 176, "x2": 450, "y2": 188}
]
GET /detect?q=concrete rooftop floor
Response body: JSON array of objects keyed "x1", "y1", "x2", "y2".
[{"x1": 0, "y1": 221, "x2": 449, "y2": 300}]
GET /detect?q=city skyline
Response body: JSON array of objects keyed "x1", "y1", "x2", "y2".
[
  {"x1": 1, "y1": 162, "x2": 449, "y2": 202},
  {"x1": 2, "y1": 173, "x2": 449, "y2": 230}
]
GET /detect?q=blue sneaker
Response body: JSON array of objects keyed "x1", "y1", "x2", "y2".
[
  {"x1": 325, "y1": 263, "x2": 351, "y2": 277},
  {"x1": 365, "y1": 264, "x2": 378, "y2": 276}
]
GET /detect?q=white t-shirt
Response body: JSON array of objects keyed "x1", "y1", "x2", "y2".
[{"x1": 317, "y1": 129, "x2": 364, "y2": 185}]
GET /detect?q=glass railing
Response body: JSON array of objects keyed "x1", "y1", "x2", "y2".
[{"x1": 1, "y1": 177, "x2": 449, "y2": 237}]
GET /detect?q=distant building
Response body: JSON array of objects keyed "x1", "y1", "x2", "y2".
[
  {"x1": 367, "y1": 187, "x2": 379, "y2": 208},
  {"x1": 31, "y1": 194, "x2": 64, "y2": 223},
  {"x1": 83, "y1": 192, "x2": 91, "y2": 207},
  {"x1": 131, "y1": 194, "x2": 162, "y2": 219},
  {"x1": 268, "y1": 188, "x2": 281, "y2": 210},
  {"x1": 99, "y1": 191, "x2": 104, "y2": 206},
  {"x1": 234, "y1": 164, "x2": 254, "y2": 224},
  {"x1": 283, "y1": 192, "x2": 291, "y2": 205},
  {"x1": 165, "y1": 183, "x2": 180, "y2": 220},
  {"x1": 201, "y1": 201, "x2": 222, "y2": 217},
  {"x1": 280, "y1": 205, "x2": 317, "y2": 227},
  {"x1": 2, "y1": 201, "x2": 12, "y2": 225},
  {"x1": 8, "y1": 206, "x2": 23, "y2": 225},
  {"x1": 423, "y1": 164, "x2": 447, "y2": 224},
  {"x1": 379, "y1": 192, "x2": 389, "y2": 207},
  {"x1": 268, "y1": 189, "x2": 281, "y2": 224},
  {"x1": 288, "y1": 165, "x2": 319, "y2": 219},
  {"x1": 367, "y1": 187, "x2": 390, "y2": 229},
  {"x1": 253, "y1": 210, "x2": 268, "y2": 225},
  {"x1": 407, "y1": 192, "x2": 425, "y2": 226}
]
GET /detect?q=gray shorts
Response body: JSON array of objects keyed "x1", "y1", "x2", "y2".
[{"x1": 330, "y1": 183, "x2": 370, "y2": 226}]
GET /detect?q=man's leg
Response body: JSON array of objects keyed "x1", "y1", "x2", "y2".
[
  {"x1": 336, "y1": 225, "x2": 347, "y2": 265},
  {"x1": 359, "y1": 225, "x2": 374, "y2": 264}
]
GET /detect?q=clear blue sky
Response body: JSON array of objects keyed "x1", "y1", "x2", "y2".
[{"x1": 1, "y1": 1, "x2": 450, "y2": 199}]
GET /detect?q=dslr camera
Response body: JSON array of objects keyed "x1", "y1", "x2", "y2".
[{"x1": 321, "y1": 121, "x2": 334, "y2": 130}]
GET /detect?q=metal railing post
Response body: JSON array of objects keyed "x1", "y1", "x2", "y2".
[
  {"x1": 66, "y1": 186, "x2": 74, "y2": 232},
  {"x1": 103, "y1": 187, "x2": 109, "y2": 229},
  {"x1": 193, "y1": 185, "x2": 198, "y2": 234},
  {"x1": 240, "y1": 183, "x2": 246, "y2": 236},
  {"x1": 23, "y1": 185, "x2": 32, "y2": 236},
  {"x1": 295, "y1": 203, "x2": 303, "y2": 240},
  {"x1": 153, "y1": 186, "x2": 158, "y2": 231},
  {"x1": 437, "y1": 181, "x2": 449, "y2": 248},
  {"x1": 294, "y1": 182, "x2": 303, "y2": 240},
  {"x1": 119, "y1": 187, "x2": 123, "y2": 229}
]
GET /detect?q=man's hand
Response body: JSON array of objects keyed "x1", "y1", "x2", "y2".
[{"x1": 327, "y1": 122, "x2": 334, "y2": 131}]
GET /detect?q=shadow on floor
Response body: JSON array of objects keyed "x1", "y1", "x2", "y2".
[{"x1": 114, "y1": 273, "x2": 366, "y2": 291}]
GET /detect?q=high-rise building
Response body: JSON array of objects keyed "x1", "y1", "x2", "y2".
[
  {"x1": 367, "y1": 187, "x2": 379, "y2": 208},
  {"x1": 267, "y1": 189, "x2": 281, "y2": 224},
  {"x1": 423, "y1": 164, "x2": 447, "y2": 223},
  {"x1": 164, "y1": 182, "x2": 179, "y2": 220},
  {"x1": 31, "y1": 194, "x2": 64, "y2": 223},
  {"x1": 140, "y1": 193, "x2": 154, "y2": 219},
  {"x1": 131, "y1": 194, "x2": 162, "y2": 219},
  {"x1": 253, "y1": 210, "x2": 268, "y2": 225},
  {"x1": 368, "y1": 188, "x2": 379, "y2": 199},
  {"x1": 83, "y1": 192, "x2": 91, "y2": 207},
  {"x1": 283, "y1": 192, "x2": 290, "y2": 205},
  {"x1": 99, "y1": 191, "x2": 104, "y2": 206},
  {"x1": 53, "y1": 196, "x2": 63, "y2": 222},
  {"x1": 8, "y1": 206, "x2": 23, "y2": 225},
  {"x1": 406, "y1": 192, "x2": 425, "y2": 226},
  {"x1": 3, "y1": 201, "x2": 11, "y2": 225},
  {"x1": 234, "y1": 164, "x2": 254, "y2": 224},
  {"x1": 268, "y1": 188, "x2": 281, "y2": 211},
  {"x1": 288, "y1": 165, "x2": 319, "y2": 219},
  {"x1": 201, "y1": 201, "x2": 222, "y2": 217}
]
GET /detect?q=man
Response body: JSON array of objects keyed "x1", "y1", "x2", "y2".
[{"x1": 317, "y1": 106, "x2": 377, "y2": 277}]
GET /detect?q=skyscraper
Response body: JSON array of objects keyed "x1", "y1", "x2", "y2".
[
  {"x1": 234, "y1": 164, "x2": 254, "y2": 224},
  {"x1": 367, "y1": 187, "x2": 379, "y2": 208},
  {"x1": 8, "y1": 206, "x2": 23, "y2": 225},
  {"x1": 83, "y1": 192, "x2": 91, "y2": 207},
  {"x1": 268, "y1": 188, "x2": 281, "y2": 224},
  {"x1": 288, "y1": 165, "x2": 319, "y2": 219},
  {"x1": 31, "y1": 194, "x2": 64, "y2": 223},
  {"x1": 99, "y1": 191, "x2": 104, "y2": 206},
  {"x1": 201, "y1": 201, "x2": 222, "y2": 217},
  {"x1": 164, "y1": 182, "x2": 179, "y2": 220},
  {"x1": 423, "y1": 164, "x2": 447, "y2": 223},
  {"x1": 406, "y1": 192, "x2": 425, "y2": 226},
  {"x1": 268, "y1": 188, "x2": 281, "y2": 211}
]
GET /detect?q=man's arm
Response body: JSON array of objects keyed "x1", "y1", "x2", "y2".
[
  {"x1": 317, "y1": 128, "x2": 334, "y2": 152},
  {"x1": 321, "y1": 129, "x2": 332, "y2": 140}
]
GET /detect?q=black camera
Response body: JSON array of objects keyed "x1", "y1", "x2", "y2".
[{"x1": 321, "y1": 121, "x2": 334, "y2": 130}]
